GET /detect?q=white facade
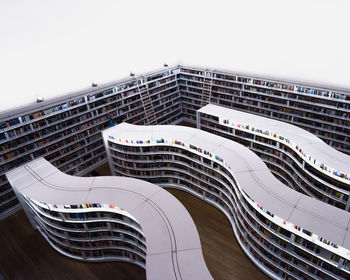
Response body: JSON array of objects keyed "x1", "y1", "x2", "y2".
[
  {"x1": 1, "y1": 64, "x2": 350, "y2": 222},
  {"x1": 197, "y1": 104, "x2": 350, "y2": 211},
  {"x1": 6, "y1": 158, "x2": 212, "y2": 280},
  {"x1": 103, "y1": 123, "x2": 350, "y2": 280}
]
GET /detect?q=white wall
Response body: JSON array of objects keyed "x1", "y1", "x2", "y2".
[{"x1": 1, "y1": 0, "x2": 349, "y2": 111}]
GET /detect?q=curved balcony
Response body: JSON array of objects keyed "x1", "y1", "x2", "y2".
[
  {"x1": 103, "y1": 123, "x2": 350, "y2": 280},
  {"x1": 197, "y1": 104, "x2": 350, "y2": 210},
  {"x1": 6, "y1": 157, "x2": 213, "y2": 280}
]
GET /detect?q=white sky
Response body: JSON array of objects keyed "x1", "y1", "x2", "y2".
[{"x1": 0, "y1": 0, "x2": 349, "y2": 112}]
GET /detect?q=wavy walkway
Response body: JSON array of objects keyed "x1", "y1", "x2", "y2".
[
  {"x1": 6, "y1": 158, "x2": 213, "y2": 280},
  {"x1": 103, "y1": 123, "x2": 350, "y2": 279},
  {"x1": 197, "y1": 104, "x2": 350, "y2": 210}
]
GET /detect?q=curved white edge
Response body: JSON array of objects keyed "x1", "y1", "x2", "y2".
[
  {"x1": 102, "y1": 123, "x2": 350, "y2": 279},
  {"x1": 5, "y1": 158, "x2": 213, "y2": 280},
  {"x1": 198, "y1": 104, "x2": 350, "y2": 179},
  {"x1": 197, "y1": 104, "x2": 350, "y2": 208}
]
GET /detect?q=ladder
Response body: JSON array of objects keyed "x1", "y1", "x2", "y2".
[
  {"x1": 138, "y1": 81, "x2": 157, "y2": 125},
  {"x1": 201, "y1": 71, "x2": 213, "y2": 107}
]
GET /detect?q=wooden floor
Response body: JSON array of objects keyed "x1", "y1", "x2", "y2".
[
  {"x1": 0, "y1": 210, "x2": 146, "y2": 280},
  {"x1": 0, "y1": 163, "x2": 270, "y2": 280},
  {"x1": 167, "y1": 189, "x2": 269, "y2": 280}
]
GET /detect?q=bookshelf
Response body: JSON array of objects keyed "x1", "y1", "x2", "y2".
[
  {"x1": 197, "y1": 104, "x2": 350, "y2": 211},
  {"x1": 0, "y1": 66, "x2": 181, "y2": 219},
  {"x1": 103, "y1": 123, "x2": 350, "y2": 280},
  {"x1": 1, "y1": 64, "x2": 350, "y2": 220},
  {"x1": 6, "y1": 158, "x2": 212, "y2": 280}
]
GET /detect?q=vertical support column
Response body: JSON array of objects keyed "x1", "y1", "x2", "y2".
[
  {"x1": 208, "y1": 71, "x2": 214, "y2": 104},
  {"x1": 81, "y1": 250, "x2": 87, "y2": 260},
  {"x1": 196, "y1": 111, "x2": 201, "y2": 129},
  {"x1": 290, "y1": 233, "x2": 295, "y2": 243},
  {"x1": 19, "y1": 195, "x2": 37, "y2": 229},
  {"x1": 102, "y1": 134, "x2": 116, "y2": 177},
  {"x1": 345, "y1": 197, "x2": 350, "y2": 212},
  {"x1": 59, "y1": 212, "x2": 66, "y2": 222}
]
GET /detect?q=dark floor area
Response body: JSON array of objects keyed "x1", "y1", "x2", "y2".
[
  {"x1": 168, "y1": 189, "x2": 269, "y2": 280},
  {"x1": 177, "y1": 120, "x2": 197, "y2": 128},
  {"x1": 0, "y1": 210, "x2": 145, "y2": 280},
  {"x1": 1, "y1": 160, "x2": 269, "y2": 280}
]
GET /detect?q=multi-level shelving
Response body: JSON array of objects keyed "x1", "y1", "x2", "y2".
[
  {"x1": 24, "y1": 198, "x2": 146, "y2": 265},
  {"x1": 6, "y1": 158, "x2": 212, "y2": 280},
  {"x1": 0, "y1": 66, "x2": 181, "y2": 219},
  {"x1": 1, "y1": 64, "x2": 350, "y2": 220},
  {"x1": 103, "y1": 123, "x2": 350, "y2": 280},
  {"x1": 197, "y1": 104, "x2": 350, "y2": 211},
  {"x1": 178, "y1": 66, "x2": 350, "y2": 154}
]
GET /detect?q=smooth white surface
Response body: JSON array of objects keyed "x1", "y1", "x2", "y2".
[
  {"x1": 6, "y1": 158, "x2": 213, "y2": 280},
  {"x1": 103, "y1": 123, "x2": 350, "y2": 249},
  {"x1": 198, "y1": 104, "x2": 350, "y2": 173},
  {"x1": 1, "y1": 0, "x2": 350, "y2": 112}
]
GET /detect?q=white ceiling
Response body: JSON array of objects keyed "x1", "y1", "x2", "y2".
[{"x1": 1, "y1": 0, "x2": 349, "y2": 112}]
